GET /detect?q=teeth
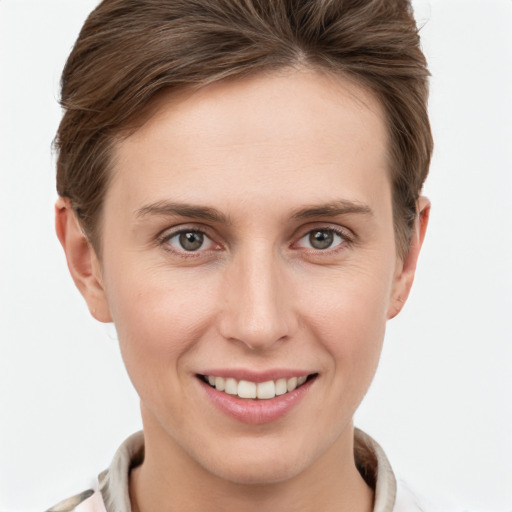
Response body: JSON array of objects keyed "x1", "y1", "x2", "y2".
[
  {"x1": 257, "y1": 380, "x2": 275, "y2": 400},
  {"x1": 287, "y1": 377, "x2": 298, "y2": 392},
  {"x1": 204, "y1": 374, "x2": 311, "y2": 399},
  {"x1": 225, "y1": 378, "x2": 238, "y2": 395},
  {"x1": 238, "y1": 380, "x2": 257, "y2": 399},
  {"x1": 215, "y1": 376, "x2": 225, "y2": 391},
  {"x1": 275, "y1": 378, "x2": 287, "y2": 396}
]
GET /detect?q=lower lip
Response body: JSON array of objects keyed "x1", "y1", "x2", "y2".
[{"x1": 199, "y1": 376, "x2": 316, "y2": 425}]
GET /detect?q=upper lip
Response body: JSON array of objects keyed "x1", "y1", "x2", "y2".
[{"x1": 197, "y1": 368, "x2": 316, "y2": 383}]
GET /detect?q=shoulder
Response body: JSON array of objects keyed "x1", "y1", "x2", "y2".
[
  {"x1": 45, "y1": 488, "x2": 107, "y2": 512},
  {"x1": 45, "y1": 431, "x2": 143, "y2": 512}
]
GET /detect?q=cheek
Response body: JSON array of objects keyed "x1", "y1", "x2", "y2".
[
  {"x1": 103, "y1": 264, "x2": 217, "y2": 386},
  {"x1": 302, "y1": 263, "x2": 393, "y2": 381}
]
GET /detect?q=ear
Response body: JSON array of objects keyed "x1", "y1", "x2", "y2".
[
  {"x1": 55, "y1": 197, "x2": 112, "y2": 323},
  {"x1": 387, "y1": 196, "x2": 430, "y2": 319}
]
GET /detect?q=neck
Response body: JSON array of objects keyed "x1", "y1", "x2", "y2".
[{"x1": 130, "y1": 421, "x2": 374, "y2": 512}]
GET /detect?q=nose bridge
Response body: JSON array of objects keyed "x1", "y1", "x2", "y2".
[{"x1": 219, "y1": 242, "x2": 295, "y2": 350}]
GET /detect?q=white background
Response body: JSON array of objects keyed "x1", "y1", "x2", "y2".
[{"x1": 0, "y1": 1, "x2": 511, "y2": 510}]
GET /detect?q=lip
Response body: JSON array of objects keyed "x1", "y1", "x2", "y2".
[{"x1": 197, "y1": 372, "x2": 317, "y2": 425}]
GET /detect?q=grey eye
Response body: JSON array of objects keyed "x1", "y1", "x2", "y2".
[
  {"x1": 309, "y1": 230, "x2": 335, "y2": 249},
  {"x1": 178, "y1": 231, "x2": 204, "y2": 251},
  {"x1": 163, "y1": 229, "x2": 218, "y2": 255},
  {"x1": 297, "y1": 229, "x2": 344, "y2": 251}
]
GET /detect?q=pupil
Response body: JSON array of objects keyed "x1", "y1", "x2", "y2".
[
  {"x1": 179, "y1": 232, "x2": 204, "y2": 251},
  {"x1": 309, "y1": 230, "x2": 333, "y2": 249}
]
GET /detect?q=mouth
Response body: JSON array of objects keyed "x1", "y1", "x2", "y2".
[
  {"x1": 197, "y1": 371, "x2": 318, "y2": 424},
  {"x1": 199, "y1": 373, "x2": 318, "y2": 400}
]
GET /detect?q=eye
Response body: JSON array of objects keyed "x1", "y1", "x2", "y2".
[
  {"x1": 164, "y1": 230, "x2": 218, "y2": 252},
  {"x1": 297, "y1": 228, "x2": 345, "y2": 250}
]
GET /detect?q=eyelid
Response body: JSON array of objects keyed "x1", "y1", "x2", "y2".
[
  {"x1": 156, "y1": 224, "x2": 222, "y2": 254},
  {"x1": 154, "y1": 222, "x2": 355, "y2": 256},
  {"x1": 292, "y1": 224, "x2": 355, "y2": 251}
]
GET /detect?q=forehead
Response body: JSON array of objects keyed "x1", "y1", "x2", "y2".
[{"x1": 108, "y1": 69, "x2": 391, "y2": 219}]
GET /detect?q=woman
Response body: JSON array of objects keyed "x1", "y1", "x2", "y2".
[{"x1": 49, "y1": 1, "x2": 432, "y2": 510}]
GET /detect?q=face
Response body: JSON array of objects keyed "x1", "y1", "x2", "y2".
[{"x1": 66, "y1": 69, "x2": 420, "y2": 484}]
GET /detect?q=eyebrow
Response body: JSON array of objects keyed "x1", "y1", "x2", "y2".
[
  {"x1": 135, "y1": 199, "x2": 373, "y2": 223},
  {"x1": 291, "y1": 200, "x2": 374, "y2": 220},
  {"x1": 135, "y1": 201, "x2": 230, "y2": 224}
]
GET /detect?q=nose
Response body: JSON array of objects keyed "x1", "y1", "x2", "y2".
[{"x1": 218, "y1": 246, "x2": 298, "y2": 351}]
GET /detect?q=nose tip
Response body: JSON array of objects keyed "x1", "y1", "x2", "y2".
[
  {"x1": 218, "y1": 254, "x2": 297, "y2": 351},
  {"x1": 226, "y1": 304, "x2": 291, "y2": 351}
]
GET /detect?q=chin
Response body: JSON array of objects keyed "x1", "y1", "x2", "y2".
[
  {"x1": 190, "y1": 435, "x2": 319, "y2": 486},
  {"x1": 205, "y1": 456, "x2": 305, "y2": 486}
]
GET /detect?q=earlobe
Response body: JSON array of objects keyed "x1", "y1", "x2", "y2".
[
  {"x1": 55, "y1": 197, "x2": 112, "y2": 323},
  {"x1": 387, "y1": 196, "x2": 430, "y2": 320}
]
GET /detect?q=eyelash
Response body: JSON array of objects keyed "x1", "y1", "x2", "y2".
[
  {"x1": 294, "y1": 226, "x2": 353, "y2": 253},
  {"x1": 156, "y1": 225, "x2": 354, "y2": 258},
  {"x1": 157, "y1": 228, "x2": 220, "y2": 258}
]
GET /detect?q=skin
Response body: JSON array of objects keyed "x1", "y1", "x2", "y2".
[{"x1": 56, "y1": 69, "x2": 429, "y2": 512}]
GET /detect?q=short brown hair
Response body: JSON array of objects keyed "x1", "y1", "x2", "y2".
[{"x1": 56, "y1": 0, "x2": 432, "y2": 256}]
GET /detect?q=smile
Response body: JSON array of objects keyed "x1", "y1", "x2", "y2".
[
  {"x1": 201, "y1": 374, "x2": 314, "y2": 399},
  {"x1": 199, "y1": 371, "x2": 318, "y2": 424}
]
